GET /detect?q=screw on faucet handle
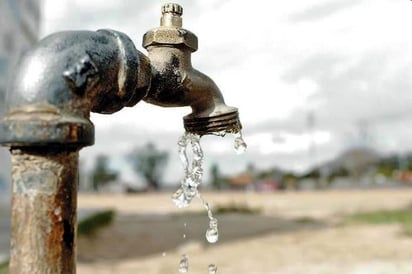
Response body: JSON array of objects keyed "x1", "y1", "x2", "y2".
[{"x1": 162, "y1": 3, "x2": 183, "y2": 16}]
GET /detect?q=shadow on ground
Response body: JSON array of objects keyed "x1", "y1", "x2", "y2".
[{"x1": 77, "y1": 212, "x2": 327, "y2": 262}]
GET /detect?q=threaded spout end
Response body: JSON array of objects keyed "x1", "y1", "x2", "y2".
[{"x1": 183, "y1": 111, "x2": 242, "y2": 136}]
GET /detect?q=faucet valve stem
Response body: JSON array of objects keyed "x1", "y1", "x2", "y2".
[
  {"x1": 161, "y1": 3, "x2": 183, "y2": 27},
  {"x1": 162, "y1": 3, "x2": 183, "y2": 16}
]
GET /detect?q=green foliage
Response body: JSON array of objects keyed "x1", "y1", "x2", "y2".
[
  {"x1": 347, "y1": 209, "x2": 412, "y2": 224},
  {"x1": 210, "y1": 163, "x2": 225, "y2": 189},
  {"x1": 91, "y1": 155, "x2": 118, "y2": 191},
  {"x1": 376, "y1": 166, "x2": 395, "y2": 177},
  {"x1": 128, "y1": 143, "x2": 169, "y2": 190},
  {"x1": 346, "y1": 208, "x2": 412, "y2": 236},
  {"x1": 283, "y1": 172, "x2": 298, "y2": 180},
  {"x1": 0, "y1": 260, "x2": 7, "y2": 274},
  {"x1": 404, "y1": 223, "x2": 412, "y2": 237},
  {"x1": 293, "y1": 217, "x2": 318, "y2": 224},
  {"x1": 78, "y1": 210, "x2": 115, "y2": 236},
  {"x1": 214, "y1": 202, "x2": 261, "y2": 215},
  {"x1": 301, "y1": 169, "x2": 320, "y2": 179}
]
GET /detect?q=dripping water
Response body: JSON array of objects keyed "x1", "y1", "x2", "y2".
[
  {"x1": 234, "y1": 131, "x2": 247, "y2": 154},
  {"x1": 172, "y1": 130, "x2": 246, "y2": 272},
  {"x1": 178, "y1": 254, "x2": 189, "y2": 273},
  {"x1": 208, "y1": 264, "x2": 218, "y2": 274}
]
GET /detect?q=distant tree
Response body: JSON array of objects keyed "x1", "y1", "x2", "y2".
[
  {"x1": 246, "y1": 163, "x2": 256, "y2": 177},
  {"x1": 91, "y1": 155, "x2": 118, "y2": 191},
  {"x1": 128, "y1": 143, "x2": 169, "y2": 190},
  {"x1": 210, "y1": 163, "x2": 222, "y2": 190}
]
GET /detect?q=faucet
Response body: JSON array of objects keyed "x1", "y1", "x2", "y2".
[
  {"x1": 0, "y1": 3, "x2": 242, "y2": 274},
  {"x1": 143, "y1": 3, "x2": 241, "y2": 135}
]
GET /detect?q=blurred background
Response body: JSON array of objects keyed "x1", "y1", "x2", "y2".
[{"x1": 2, "y1": 0, "x2": 412, "y2": 273}]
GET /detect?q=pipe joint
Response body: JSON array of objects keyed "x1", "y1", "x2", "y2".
[{"x1": 0, "y1": 29, "x2": 151, "y2": 148}]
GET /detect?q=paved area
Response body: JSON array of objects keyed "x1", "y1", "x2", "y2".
[{"x1": 76, "y1": 189, "x2": 412, "y2": 274}]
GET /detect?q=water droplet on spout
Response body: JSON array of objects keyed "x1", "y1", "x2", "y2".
[{"x1": 234, "y1": 131, "x2": 247, "y2": 154}]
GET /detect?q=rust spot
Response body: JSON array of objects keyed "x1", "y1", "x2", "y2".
[
  {"x1": 9, "y1": 150, "x2": 78, "y2": 274},
  {"x1": 63, "y1": 219, "x2": 74, "y2": 249}
]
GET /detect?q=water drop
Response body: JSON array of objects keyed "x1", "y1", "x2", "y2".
[
  {"x1": 208, "y1": 264, "x2": 218, "y2": 274},
  {"x1": 162, "y1": 252, "x2": 167, "y2": 257},
  {"x1": 206, "y1": 227, "x2": 219, "y2": 243},
  {"x1": 179, "y1": 254, "x2": 189, "y2": 273},
  {"x1": 172, "y1": 132, "x2": 204, "y2": 208},
  {"x1": 234, "y1": 131, "x2": 247, "y2": 154},
  {"x1": 172, "y1": 187, "x2": 190, "y2": 208},
  {"x1": 183, "y1": 233, "x2": 186, "y2": 239},
  {"x1": 212, "y1": 131, "x2": 226, "y2": 137},
  {"x1": 203, "y1": 201, "x2": 210, "y2": 211},
  {"x1": 206, "y1": 218, "x2": 219, "y2": 243}
]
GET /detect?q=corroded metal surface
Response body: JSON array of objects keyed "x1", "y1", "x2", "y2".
[
  {"x1": 143, "y1": 3, "x2": 242, "y2": 136},
  {"x1": 184, "y1": 111, "x2": 242, "y2": 136},
  {"x1": 9, "y1": 149, "x2": 78, "y2": 274},
  {"x1": 0, "y1": 29, "x2": 150, "y2": 147}
]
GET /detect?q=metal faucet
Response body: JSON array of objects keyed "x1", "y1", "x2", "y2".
[
  {"x1": 143, "y1": 3, "x2": 241, "y2": 135},
  {"x1": 0, "y1": 3, "x2": 242, "y2": 273}
]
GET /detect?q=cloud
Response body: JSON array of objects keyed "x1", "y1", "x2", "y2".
[{"x1": 289, "y1": 0, "x2": 361, "y2": 23}]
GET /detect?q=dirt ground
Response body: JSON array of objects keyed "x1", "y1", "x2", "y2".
[{"x1": 77, "y1": 189, "x2": 412, "y2": 274}]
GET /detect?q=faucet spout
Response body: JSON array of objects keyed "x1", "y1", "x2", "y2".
[{"x1": 142, "y1": 3, "x2": 242, "y2": 136}]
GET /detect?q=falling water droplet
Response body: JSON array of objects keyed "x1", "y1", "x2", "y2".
[
  {"x1": 172, "y1": 132, "x2": 204, "y2": 207},
  {"x1": 178, "y1": 134, "x2": 190, "y2": 176},
  {"x1": 234, "y1": 131, "x2": 247, "y2": 154},
  {"x1": 173, "y1": 130, "x2": 245, "y2": 270},
  {"x1": 206, "y1": 227, "x2": 219, "y2": 243},
  {"x1": 162, "y1": 252, "x2": 167, "y2": 257},
  {"x1": 208, "y1": 264, "x2": 218, "y2": 274},
  {"x1": 206, "y1": 218, "x2": 219, "y2": 243},
  {"x1": 172, "y1": 187, "x2": 190, "y2": 208},
  {"x1": 179, "y1": 254, "x2": 189, "y2": 273}
]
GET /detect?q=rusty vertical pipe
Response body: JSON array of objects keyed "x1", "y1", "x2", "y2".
[
  {"x1": 9, "y1": 149, "x2": 78, "y2": 274},
  {"x1": 0, "y1": 29, "x2": 150, "y2": 273}
]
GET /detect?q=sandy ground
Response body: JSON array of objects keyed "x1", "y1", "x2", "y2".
[{"x1": 77, "y1": 189, "x2": 412, "y2": 274}]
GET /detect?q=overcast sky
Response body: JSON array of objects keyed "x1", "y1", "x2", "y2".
[{"x1": 40, "y1": 0, "x2": 412, "y2": 184}]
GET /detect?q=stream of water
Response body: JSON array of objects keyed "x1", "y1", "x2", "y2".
[{"x1": 173, "y1": 131, "x2": 247, "y2": 273}]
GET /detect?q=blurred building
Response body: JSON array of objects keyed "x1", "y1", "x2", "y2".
[
  {"x1": 0, "y1": 0, "x2": 40, "y2": 192},
  {"x1": 228, "y1": 174, "x2": 253, "y2": 191}
]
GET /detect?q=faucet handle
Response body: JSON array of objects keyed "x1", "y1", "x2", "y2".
[
  {"x1": 161, "y1": 3, "x2": 183, "y2": 28},
  {"x1": 162, "y1": 3, "x2": 183, "y2": 16}
]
